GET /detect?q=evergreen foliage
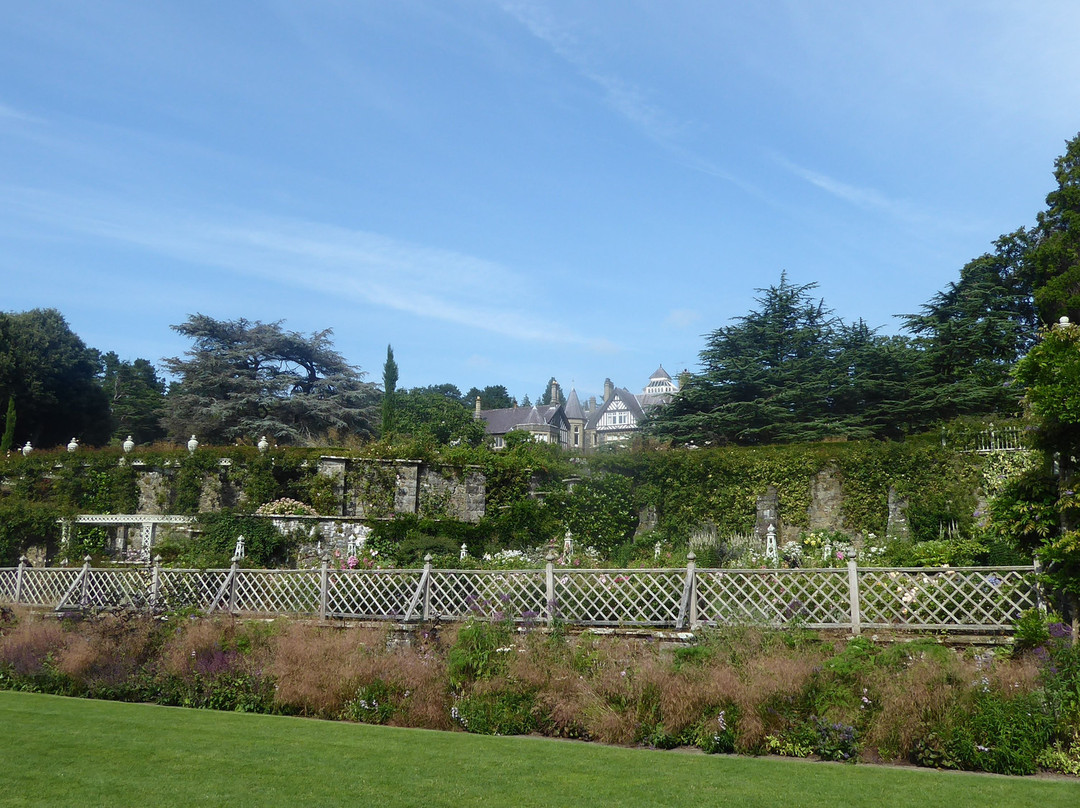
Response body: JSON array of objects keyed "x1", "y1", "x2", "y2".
[
  {"x1": 100, "y1": 352, "x2": 167, "y2": 445},
  {"x1": 393, "y1": 388, "x2": 486, "y2": 446},
  {"x1": 902, "y1": 240, "x2": 1035, "y2": 419},
  {"x1": 647, "y1": 274, "x2": 924, "y2": 445},
  {"x1": 381, "y1": 344, "x2": 398, "y2": 439},
  {"x1": 462, "y1": 384, "x2": 515, "y2": 409},
  {"x1": 162, "y1": 314, "x2": 377, "y2": 445},
  {"x1": 1, "y1": 395, "x2": 14, "y2": 454}
]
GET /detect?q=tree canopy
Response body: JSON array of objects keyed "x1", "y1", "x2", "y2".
[
  {"x1": 462, "y1": 384, "x2": 516, "y2": 410},
  {"x1": 162, "y1": 314, "x2": 377, "y2": 445},
  {"x1": 0, "y1": 308, "x2": 111, "y2": 447},
  {"x1": 394, "y1": 388, "x2": 486, "y2": 446},
  {"x1": 647, "y1": 275, "x2": 923, "y2": 445},
  {"x1": 100, "y1": 352, "x2": 167, "y2": 445},
  {"x1": 1029, "y1": 134, "x2": 1080, "y2": 326}
]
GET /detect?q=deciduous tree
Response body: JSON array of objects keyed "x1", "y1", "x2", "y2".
[{"x1": 0, "y1": 308, "x2": 111, "y2": 447}]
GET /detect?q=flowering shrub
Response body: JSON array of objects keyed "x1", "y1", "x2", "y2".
[
  {"x1": 799, "y1": 530, "x2": 859, "y2": 567},
  {"x1": 254, "y1": 498, "x2": 318, "y2": 516}
]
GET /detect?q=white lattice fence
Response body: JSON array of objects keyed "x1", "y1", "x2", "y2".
[
  {"x1": 157, "y1": 569, "x2": 227, "y2": 612},
  {"x1": 326, "y1": 569, "x2": 423, "y2": 619},
  {"x1": 427, "y1": 569, "x2": 546, "y2": 621},
  {"x1": 695, "y1": 568, "x2": 851, "y2": 627},
  {"x1": 0, "y1": 560, "x2": 1041, "y2": 633},
  {"x1": 0, "y1": 569, "x2": 16, "y2": 601},
  {"x1": 555, "y1": 569, "x2": 687, "y2": 626},
  {"x1": 230, "y1": 570, "x2": 321, "y2": 615},
  {"x1": 15, "y1": 568, "x2": 81, "y2": 607},
  {"x1": 857, "y1": 567, "x2": 1039, "y2": 630},
  {"x1": 58, "y1": 568, "x2": 152, "y2": 611}
]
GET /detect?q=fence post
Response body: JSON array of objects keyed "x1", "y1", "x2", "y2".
[
  {"x1": 545, "y1": 550, "x2": 557, "y2": 627},
  {"x1": 79, "y1": 555, "x2": 93, "y2": 607},
  {"x1": 227, "y1": 559, "x2": 239, "y2": 614},
  {"x1": 1033, "y1": 558, "x2": 1047, "y2": 614},
  {"x1": 677, "y1": 552, "x2": 697, "y2": 630},
  {"x1": 150, "y1": 555, "x2": 162, "y2": 612},
  {"x1": 422, "y1": 554, "x2": 432, "y2": 621},
  {"x1": 847, "y1": 560, "x2": 861, "y2": 636},
  {"x1": 15, "y1": 555, "x2": 27, "y2": 604},
  {"x1": 319, "y1": 554, "x2": 329, "y2": 621}
]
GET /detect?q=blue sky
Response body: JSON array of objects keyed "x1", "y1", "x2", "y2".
[{"x1": 3, "y1": 1, "x2": 1079, "y2": 405}]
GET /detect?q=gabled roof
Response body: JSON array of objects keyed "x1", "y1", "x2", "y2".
[
  {"x1": 586, "y1": 387, "x2": 647, "y2": 430},
  {"x1": 649, "y1": 365, "x2": 672, "y2": 382}
]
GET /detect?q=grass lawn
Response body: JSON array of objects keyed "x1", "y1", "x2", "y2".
[{"x1": 1, "y1": 691, "x2": 1075, "y2": 807}]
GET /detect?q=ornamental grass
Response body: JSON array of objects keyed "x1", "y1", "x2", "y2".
[{"x1": 1, "y1": 607, "x2": 1078, "y2": 777}]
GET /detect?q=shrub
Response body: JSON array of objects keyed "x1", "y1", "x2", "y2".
[{"x1": 447, "y1": 618, "x2": 514, "y2": 690}]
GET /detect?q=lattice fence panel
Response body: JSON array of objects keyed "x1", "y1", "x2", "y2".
[
  {"x1": 326, "y1": 569, "x2": 422, "y2": 619},
  {"x1": 427, "y1": 570, "x2": 546, "y2": 621},
  {"x1": 554, "y1": 569, "x2": 686, "y2": 626},
  {"x1": 0, "y1": 569, "x2": 16, "y2": 602},
  {"x1": 858, "y1": 567, "x2": 1038, "y2": 630},
  {"x1": 17, "y1": 569, "x2": 81, "y2": 607},
  {"x1": 231, "y1": 570, "x2": 321, "y2": 615},
  {"x1": 156, "y1": 569, "x2": 226, "y2": 612},
  {"x1": 695, "y1": 568, "x2": 852, "y2": 627},
  {"x1": 67, "y1": 568, "x2": 153, "y2": 610}
]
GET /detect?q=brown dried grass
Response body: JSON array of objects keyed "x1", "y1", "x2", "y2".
[
  {"x1": 0, "y1": 613, "x2": 68, "y2": 676},
  {"x1": 864, "y1": 653, "x2": 972, "y2": 760},
  {"x1": 55, "y1": 615, "x2": 160, "y2": 690},
  {"x1": 266, "y1": 622, "x2": 452, "y2": 728}
]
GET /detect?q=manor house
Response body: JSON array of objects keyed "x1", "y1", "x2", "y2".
[{"x1": 475, "y1": 366, "x2": 679, "y2": 451}]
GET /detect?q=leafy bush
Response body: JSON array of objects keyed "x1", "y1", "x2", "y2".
[
  {"x1": 0, "y1": 499, "x2": 62, "y2": 565},
  {"x1": 451, "y1": 690, "x2": 537, "y2": 736},
  {"x1": 154, "y1": 511, "x2": 299, "y2": 568},
  {"x1": 447, "y1": 618, "x2": 514, "y2": 690}
]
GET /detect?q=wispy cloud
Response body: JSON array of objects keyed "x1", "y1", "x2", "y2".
[
  {"x1": 499, "y1": 1, "x2": 683, "y2": 143},
  {"x1": 1, "y1": 186, "x2": 596, "y2": 346},
  {"x1": 0, "y1": 100, "x2": 43, "y2": 124},
  {"x1": 773, "y1": 154, "x2": 966, "y2": 232}
]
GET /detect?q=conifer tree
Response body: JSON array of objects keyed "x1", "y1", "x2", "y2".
[{"x1": 381, "y1": 344, "x2": 398, "y2": 439}]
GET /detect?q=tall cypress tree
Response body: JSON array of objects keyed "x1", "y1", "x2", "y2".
[
  {"x1": 381, "y1": 345, "x2": 398, "y2": 439},
  {"x1": 1, "y1": 396, "x2": 15, "y2": 453}
]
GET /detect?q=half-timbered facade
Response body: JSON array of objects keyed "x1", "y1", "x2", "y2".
[{"x1": 477, "y1": 366, "x2": 679, "y2": 451}]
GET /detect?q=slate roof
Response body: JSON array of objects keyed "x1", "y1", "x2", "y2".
[
  {"x1": 564, "y1": 389, "x2": 586, "y2": 422},
  {"x1": 478, "y1": 404, "x2": 564, "y2": 435}
]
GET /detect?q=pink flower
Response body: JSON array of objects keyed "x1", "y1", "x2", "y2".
[{"x1": 347, "y1": 556, "x2": 358, "y2": 569}]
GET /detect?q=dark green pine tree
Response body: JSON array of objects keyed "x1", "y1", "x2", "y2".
[{"x1": 649, "y1": 274, "x2": 841, "y2": 445}]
